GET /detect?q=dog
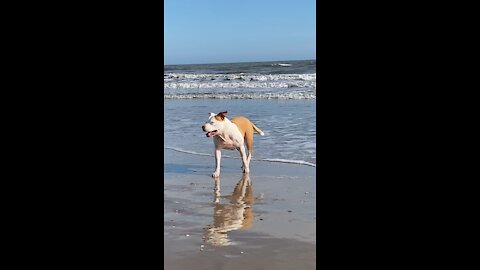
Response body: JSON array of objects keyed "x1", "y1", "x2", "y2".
[{"x1": 202, "y1": 111, "x2": 264, "y2": 178}]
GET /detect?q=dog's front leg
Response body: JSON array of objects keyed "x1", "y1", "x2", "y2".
[
  {"x1": 238, "y1": 146, "x2": 250, "y2": 173},
  {"x1": 213, "y1": 149, "x2": 221, "y2": 178}
]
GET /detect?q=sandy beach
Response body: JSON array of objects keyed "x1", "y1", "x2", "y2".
[{"x1": 164, "y1": 147, "x2": 316, "y2": 270}]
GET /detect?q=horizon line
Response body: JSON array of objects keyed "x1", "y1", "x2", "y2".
[{"x1": 164, "y1": 58, "x2": 316, "y2": 66}]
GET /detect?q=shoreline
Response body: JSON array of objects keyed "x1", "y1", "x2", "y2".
[{"x1": 165, "y1": 146, "x2": 316, "y2": 167}]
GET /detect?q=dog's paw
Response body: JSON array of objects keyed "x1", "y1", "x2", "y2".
[{"x1": 212, "y1": 171, "x2": 220, "y2": 178}]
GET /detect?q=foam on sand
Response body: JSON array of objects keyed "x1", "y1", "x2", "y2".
[{"x1": 165, "y1": 146, "x2": 316, "y2": 167}]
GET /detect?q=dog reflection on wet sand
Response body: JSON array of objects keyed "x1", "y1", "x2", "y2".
[{"x1": 204, "y1": 173, "x2": 254, "y2": 246}]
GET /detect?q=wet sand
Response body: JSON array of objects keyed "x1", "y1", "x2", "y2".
[{"x1": 164, "y1": 148, "x2": 316, "y2": 270}]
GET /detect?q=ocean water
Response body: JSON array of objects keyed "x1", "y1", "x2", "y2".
[
  {"x1": 164, "y1": 60, "x2": 316, "y2": 167},
  {"x1": 165, "y1": 60, "x2": 316, "y2": 100}
]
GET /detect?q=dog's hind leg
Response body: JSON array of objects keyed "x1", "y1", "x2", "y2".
[
  {"x1": 238, "y1": 145, "x2": 249, "y2": 173},
  {"x1": 245, "y1": 129, "x2": 254, "y2": 167}
]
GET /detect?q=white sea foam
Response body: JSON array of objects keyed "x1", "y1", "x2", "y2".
[
  {"x1": 164, "y1": 73, "x2": 316, "y2": 89},
  {"x1": 165, "y1": 146, "x2": 316, "y2": 167},
  {"x1": 164, "y1": 73, "x2": 315, "y2": 81},
  {"x1": 164, "y1": 81, "x2": 316, "y2": 89},
  {"x1": 164, "y1": 72, "x2": 316, "y2": 99},
  {"x1": 164, "y1": 92, "x2": 316, "y2": 99}
]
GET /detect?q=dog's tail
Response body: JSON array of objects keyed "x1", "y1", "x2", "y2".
[{"x1": 252, "y1": 122, "x2": 265, "y2": 136}]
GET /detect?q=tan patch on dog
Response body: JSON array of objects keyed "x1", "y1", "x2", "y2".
[
  {"x1": 215, "y1": 111, "x2": 228, "y2": 121},
  {"x1": 231, "y1": 116, "x2": 254, "y2": 151}
]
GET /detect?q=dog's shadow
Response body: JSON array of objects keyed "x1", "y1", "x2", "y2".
[{"x1": 203, "y1": 173, "x2": 254, "y2": 246}]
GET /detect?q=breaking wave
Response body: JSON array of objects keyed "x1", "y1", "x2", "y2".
[
  {"x1": 164, "y1": 92, "x2": 316, "y2": 99},
  {"x1": 164, "y1": 73, "x2": 316, "y2": 89},
  {"x1": 164, "y1": 72, "x2": 316, "y2": 99}
]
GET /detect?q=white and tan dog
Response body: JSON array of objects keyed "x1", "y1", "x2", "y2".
[{"x1": 202, "y1": 111, "x2": 264, "y2": 178}]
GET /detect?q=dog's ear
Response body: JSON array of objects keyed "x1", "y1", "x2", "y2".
[
  {"x1": 209, "y1": 112, "x2": 216, "y2": 117},
  {"x1": 215, "y1": 111, "x2": 228, "y2": 121}
]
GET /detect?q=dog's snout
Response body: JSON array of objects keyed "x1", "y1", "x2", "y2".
[{"x1": 202, "y1": 125, "x2": 206, "y2": 132}]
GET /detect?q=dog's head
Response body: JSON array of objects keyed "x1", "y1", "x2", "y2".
[{"x1": 202, "y1": 111, "x2": 228, "y2": 137}]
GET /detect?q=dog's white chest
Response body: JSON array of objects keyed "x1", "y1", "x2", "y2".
[{"x1": 214, "y1": 135, "x2": 238, "y2": 150}]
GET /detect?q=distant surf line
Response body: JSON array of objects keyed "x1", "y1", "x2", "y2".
[
  {"x1": 165, "y1": 146, "x2": 316, "y2": 168},
  {"x1": 164, "y1": 92, "x2": 316, "y2": 100}
]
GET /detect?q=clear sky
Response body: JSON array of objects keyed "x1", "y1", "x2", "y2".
[{"x1": 164, "y1": 0, "x2": 316, "y2": 65}]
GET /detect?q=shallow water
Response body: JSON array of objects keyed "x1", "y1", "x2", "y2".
[{"x1": 164, "y1": 99, "x2": 316, "y2": 166}]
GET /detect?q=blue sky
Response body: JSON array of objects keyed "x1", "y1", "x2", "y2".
[{"x1": 164, "y1": 0, "x2": 316, "y2": 65}]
